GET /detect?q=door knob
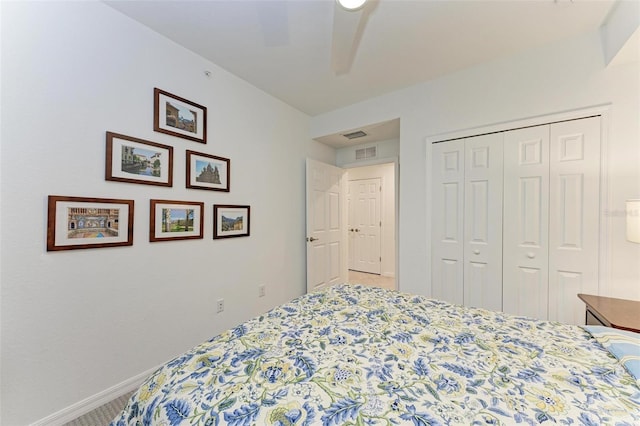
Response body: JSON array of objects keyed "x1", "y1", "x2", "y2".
[
  {"x1": 355, "y1": 229, "x2": 360, "y2": 232},
  {"x1": 526, "y1": 252, "x2": 535, "y2": 259},
  {"x1": 307, "y1": 237, "x2": 318, "y2": 242},
  {"x1": 473, "y1": 249, "x2": 480, "y2": 255}
]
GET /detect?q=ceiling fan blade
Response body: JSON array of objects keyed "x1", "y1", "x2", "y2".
[{"x1": 331, "y1": 3, "x2": 370, "y2": 75}]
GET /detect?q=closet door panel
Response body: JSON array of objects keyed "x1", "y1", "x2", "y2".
[
  {"x1": 503, "y1": 125, "x2": 550, "y2": 319},
  {"x1": 514, "y1": 266, "x2": 548, "y2": 318},
  {"x1": 464, "y1": 133, "x2": 503, "y2": 311},
  {"x1": 466, "y1": 261, "x2": 499, "y2": 311},
  {"x1": 438, "y1": 258, "x2": 463, "y2": 305},
  {"x1": 431, "y1": 140, "x2": 464, "y2": 305},
  {"x1": 551, "y1": 271, "x2": 584, "y2": 326},
  {"x1": 549, "y1": 117, "x2": 600, "y2": 325}
]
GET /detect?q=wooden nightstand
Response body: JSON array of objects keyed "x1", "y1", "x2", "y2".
[{"x1": 578, "y1": 293, "x2": 640, "y2": 333}]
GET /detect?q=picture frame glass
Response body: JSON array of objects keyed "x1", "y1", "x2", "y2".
[
  {"x1": 157, "y1": 92, "x2": 205, "y2": 140},
  {"x1": 53, "y1": 200, "x2": 131, "y2": 247},
  {"x1": 215, "y1": 206, "x2": 249, "y2": 237},
  {"x1": 109, "y1": 135, "x2": 171, "y2": 184},
  {"x1": 188, "y1": 153, "x2": 229, "y2": 190},
  {"x1": 153, "y1": 202, "x2": 202, "y2": 239}
]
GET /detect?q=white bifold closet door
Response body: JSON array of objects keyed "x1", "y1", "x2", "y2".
[
  {"x1": 431, "y1": 140, "x2": 465, "y2": 305},
  {"x1": 432, "y1": 116, "x2": 600, "y2": 324},
  {"x1": 502, "y1": 116, "x2": 600, "y2": 324},
  {"x1": 502, "y1": 126, "x2": 551, "y2": 319},
  {"x1": 431, "y1": 134, "x2": 503, "y2": 310},
  {"x1": 548, "y1": 117, "x2": 600, "y2": 325},
  {"x1": 463, "y1": 134, "x2": 503, "y2": 311}
]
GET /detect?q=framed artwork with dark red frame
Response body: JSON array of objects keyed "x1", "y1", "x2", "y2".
[
  {"x1": 150, "y1": 199, "x2": 204, "y2": 242},
  {"x1": 105, "y1": 131, "x2": 173, "y2": 187},
  {"x1": 154, "y1": 88, "x2": 207, "y2": 143},
  {"x1": 213, "y1": 204, "x2": 250, "y2": 239},
  {"x1": 47, "y1": 195, "x2": 134, "y2": 251},
  {"x1": 186, "y1": 150, "x2": 230, "y2": 191}
]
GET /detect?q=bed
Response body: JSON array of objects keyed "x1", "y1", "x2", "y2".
[{"x1": 111, "y1": 284, "x2": 640, "y2": 425}]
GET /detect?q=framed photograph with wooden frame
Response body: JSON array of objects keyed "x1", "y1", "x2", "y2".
[
  {"x1": 154, "y1": 88, "x2": 207, "y2": 143},
  {"x1": 105, "y1": 131, "x2": 173, "y2": 187},
  {"x1": 47, "y1": 195, "x2": 134, "y2": 251},
  {"x1": 150, "y1": 199, "x2": 204, "y2": 242},
  {"x1": 186, "y1": 150, "x2": 230, "y2": 192},
  {"x1": 213, "y1": 205, "x2": 250, "y2": 239}
]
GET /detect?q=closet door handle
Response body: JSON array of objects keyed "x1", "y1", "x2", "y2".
[
  {"x1": 473, "y1": 249, "x2": 480, "y2": 255},
  {"x1": 526, "y1": 252, "x2": 536, "y2": 259}
]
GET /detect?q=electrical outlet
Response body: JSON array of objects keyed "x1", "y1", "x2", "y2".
[
  {"x1": 216, "y1": 298, "x2": 224, "y2": 313},
  {"x1": 258, "y1": 284, "x2": 266, "y2": 298}
]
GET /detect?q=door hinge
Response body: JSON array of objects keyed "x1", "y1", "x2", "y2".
[
  {"x1": 380, "y1": 257, "x2": 382, "y2": 262},
  {"x1": 380, "y1": 221, "x2": 382, "y2": 227}
]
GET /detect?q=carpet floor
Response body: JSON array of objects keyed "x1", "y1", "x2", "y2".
[{"x1": 63, "y1": 392, "x2": 132, "y2": 426}]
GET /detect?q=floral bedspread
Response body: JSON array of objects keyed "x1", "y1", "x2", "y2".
[{"x1": 111, "y1": 284, "x2": 640, "y2": 425}]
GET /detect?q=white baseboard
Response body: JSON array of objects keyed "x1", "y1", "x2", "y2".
[{"x1": 30, "y1": 366, "x2": 158, "y2": 426}]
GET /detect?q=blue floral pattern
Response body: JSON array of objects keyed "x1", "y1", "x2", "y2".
[{"x1": 111, "y1": 285, "x2": 640, "y2": 425}]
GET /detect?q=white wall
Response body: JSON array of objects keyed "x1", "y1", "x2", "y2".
[
  {"x1": 600, "y1": 0, "x2": 640, "y2": 65},
  {"x1": 336, "y1": 138, "x2": 400, "y2": 166},
  {"x1": 0, "y1": 2, "x2": 334, "y2": 424},
  {"x1": 311, "y1": 30, "x2": 640, "y2": 301}
]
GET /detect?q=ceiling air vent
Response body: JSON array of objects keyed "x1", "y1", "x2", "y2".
[
  {"x1": 355, "y1": 146, "x2": 377, "y2": 161},
  {"x1": 342, "y1": 130, "x2": 367, "y2": 140}
]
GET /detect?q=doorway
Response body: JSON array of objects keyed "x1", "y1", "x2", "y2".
[
  {"x1": 345, "y1": 161, "x2": 396, "y2": 290},
  {"x1": 309, "y1": 118, "x2": 400, "y2": 292}
]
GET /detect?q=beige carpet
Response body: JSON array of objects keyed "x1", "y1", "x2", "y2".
[
  {"x1": 63, "y1": 391, "x2": 132, "y2": 426},
  {"x1": 348, "y1": 270, "x2": 396, "y2": 290}
]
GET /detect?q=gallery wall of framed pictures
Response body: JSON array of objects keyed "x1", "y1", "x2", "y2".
[{"x1": 46, "y1": 87, "x2": 251, "y2": 252}]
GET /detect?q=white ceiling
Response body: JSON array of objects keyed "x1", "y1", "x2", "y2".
[{"x1": 106, "y1": 0, "x2": 615, "y2": 143}]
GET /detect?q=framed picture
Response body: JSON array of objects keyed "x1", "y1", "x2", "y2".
[
  {"x1": 154, "y1": 88, "x2": 207, "y2": 143},
  {"x1": 213, "y1": 205, "x2": 250, "y2": 239},
  {"x1": 150, "y1": 199, "x2": 204, "y2": 242},
  {"x1": 47, "y1": 195, "x2": 134, "y2": 251},
  {"x1": 186, "y1": 150, "x2": 230, "y2": 192},
  {"x1": 105, "y1": 131, "x2": 173, "y2": 186}
]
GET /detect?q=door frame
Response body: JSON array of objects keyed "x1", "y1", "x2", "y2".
[{"x1": 425, "y1": 104, "x2": 611, "y2": 297}]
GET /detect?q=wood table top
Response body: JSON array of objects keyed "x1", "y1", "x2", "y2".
[{"x1": 578, "y1": 293, "x2": 640, "y2": 333}]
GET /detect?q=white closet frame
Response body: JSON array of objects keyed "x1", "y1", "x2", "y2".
[{"x1": 425, "y1": 104, "x2": 612, "y2": 307}]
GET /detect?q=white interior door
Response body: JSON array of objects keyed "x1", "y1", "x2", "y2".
[
  {"x1": 503, "y1": 125, "x2": 550, "y2": 319},
  {"x1": 349, "y1": 178, "x2": 381, "y2": 274},
  {"x1": 431, "y1": 140, "x2": 465, "y2": 305},
  {"x1": 347, "y1": 183, "x2": 355, "y2": 269},
  {"x1": 464, "y1": 133, "x2": 503, "y2": 311},
  {"x1": 306, "y1": 159, "x2": 347, "y2": 293},
  {"x1": 548, "y1": 117, "x2": 600, "y2": 325}
]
